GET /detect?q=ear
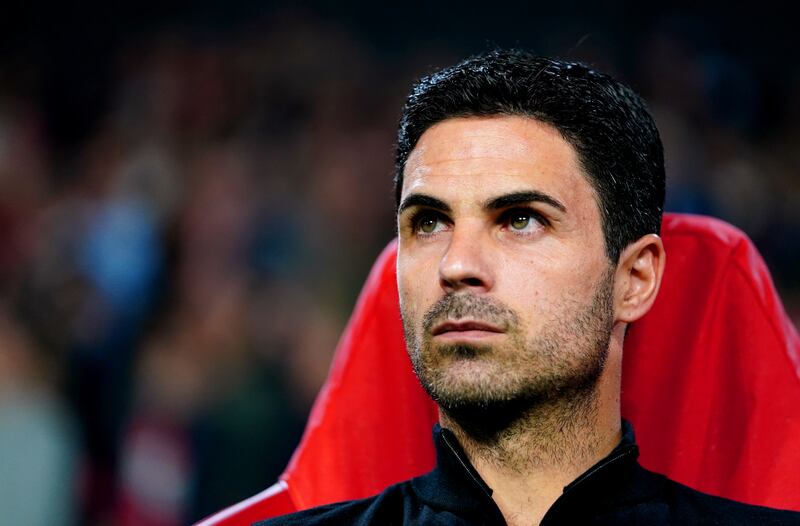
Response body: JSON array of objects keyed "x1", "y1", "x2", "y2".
[{"x1": 613, "y1": 234, "x2": 666, "y2": 323}]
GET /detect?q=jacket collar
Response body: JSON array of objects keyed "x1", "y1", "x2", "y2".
[
  {"x1": 411, "y1": 420, "x2": 661, "y2": 522},
  {"x1": 410, "y1": 423, "x2": 504, "y2": 522}
]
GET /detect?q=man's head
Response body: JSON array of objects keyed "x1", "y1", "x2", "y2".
[
  {"x1": 394, "y1": 50, "x2": 666, "y2": 434},
  {"x1": 395, "y1": 49, "x2": 665, "y2": 263}
]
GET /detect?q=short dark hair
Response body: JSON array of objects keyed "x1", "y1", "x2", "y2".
[{"x1": 394, "y1": 49, "x2": 665, "y2": 263}]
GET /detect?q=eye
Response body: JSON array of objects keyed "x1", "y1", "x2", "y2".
[
  {"x1": 501, "y1": 208, "x2": 547, "y2": 234},
  {"x1": 411, "y1": 211, "x2": 449, "y2": 236},
  {"x1": 509, "y1": 212, "x2": 532, "y2": 231},
  {"x1": 419, "y1": 216, "x2": 439, "y2": 234}
]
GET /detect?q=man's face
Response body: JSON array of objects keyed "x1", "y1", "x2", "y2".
[{"x1": 396, "y1": 115, "x2": 615, "y2": 414}]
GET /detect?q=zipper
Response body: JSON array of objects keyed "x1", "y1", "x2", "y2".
[
  {"x1": 561, "y1": 444, "x2": 638, "y2": 495},
  {"x1": 539, "y1": 444, "x2": 639, "y2": 525},
  {"x1": 440, "y1": 431, "x2": 494, "y2": 499}
]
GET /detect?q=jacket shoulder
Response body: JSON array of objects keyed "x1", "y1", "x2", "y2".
[
  {"x1": 253, "y1": 481, "x2": 417, "y2": 526},
  {"x1": 653, "y1": 470, "x2": 800, "y2": 525}
]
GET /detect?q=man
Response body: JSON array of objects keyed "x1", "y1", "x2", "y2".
[{"x1": 258, "y1": 50, "x2": 800, "y2": 525}]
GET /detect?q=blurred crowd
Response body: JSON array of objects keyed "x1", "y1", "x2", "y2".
[{"x1": 0, "y1": 8, "x2": 797, "y2": 526}]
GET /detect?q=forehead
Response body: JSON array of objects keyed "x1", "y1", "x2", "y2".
[{"x1": 402, "y1": 115, "x2": 597, "y2": 213}]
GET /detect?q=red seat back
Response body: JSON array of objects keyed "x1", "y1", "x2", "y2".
[{"x1": 196, "y1": 213, "x2": 800, "y2": 525}]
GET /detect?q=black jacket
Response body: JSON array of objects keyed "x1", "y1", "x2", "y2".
[{"x1": 256, "y1": 422, "x2": 800, "y2": 525}]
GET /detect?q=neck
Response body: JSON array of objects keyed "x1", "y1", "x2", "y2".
[{"x1": 439, "y1": 329, "x2": 624, "y2": 526}]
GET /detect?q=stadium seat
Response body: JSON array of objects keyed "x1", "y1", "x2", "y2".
[{"x1": 196, "y1": 213, "x2": 800, "y2": 525}]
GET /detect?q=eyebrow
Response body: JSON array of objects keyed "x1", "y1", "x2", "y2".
[
  {"x1": 397, "y1": 190, "x2": 567, "y2": 216},
  {"x1": 397, "y1": 193, "x2": 452, "y2": 215},
  {"x1": 484, "y1": 191, "x2": 567, "y2": 213}
]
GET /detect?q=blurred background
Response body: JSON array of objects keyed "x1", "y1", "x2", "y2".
[{"x1": 0, "y1": 2, "x2": 797, "y2": 525}]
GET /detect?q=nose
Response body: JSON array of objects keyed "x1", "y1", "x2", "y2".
[{"x1": 438, "y1": 225, "x2": 494, "y2": 294}]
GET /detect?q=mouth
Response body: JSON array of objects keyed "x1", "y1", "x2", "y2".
[{"x1": 431, "y1": 320, "x2": 505, "y2": 340}]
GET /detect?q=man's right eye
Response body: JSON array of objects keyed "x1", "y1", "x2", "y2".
[
  {"x1": 413, "y1": 212, "x2": 447, "y2": 235},
  {"x1": 419, "y1": 217, "x2": 438, "y2": 233}
]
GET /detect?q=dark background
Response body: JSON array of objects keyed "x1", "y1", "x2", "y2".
[{"x1": 0, "y1": 3, "x2": 797, "y2": 525}]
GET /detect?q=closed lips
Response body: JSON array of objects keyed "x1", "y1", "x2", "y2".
[{"x1": 431, "y1": 321, "x2": 504, "y2": 335}]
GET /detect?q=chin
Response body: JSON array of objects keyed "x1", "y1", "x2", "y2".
[{"x1": 417, "y1": 353, "x2": 529, "y2": 407}]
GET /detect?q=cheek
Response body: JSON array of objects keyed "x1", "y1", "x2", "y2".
[
  {"x1": 398, "y1": 246, "x2": 441, "y2": 291},
  {"x1": 496, "y1": 252, "x2": 603, "y2": 313},
  {"x1": 397, "y1": 259, "x2": 430, "y2": 319}
]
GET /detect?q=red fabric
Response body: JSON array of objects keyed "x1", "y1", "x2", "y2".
[
  {"x1": 194, "y1": 483, "x2": 295, "y2": 526},
  {"x1": 196, "y1": 213, "x2": 800, "y2": 525},
  {"x1": 622, "y1": 214, "x2": 800, "y2": 509},
  {"x1": 281, "y1": 240, "x2": 439, "y2": 510}
]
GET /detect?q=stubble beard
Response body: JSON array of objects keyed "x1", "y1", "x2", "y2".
[{"x1": 401, "y1": 271, "x2": 615, "y2": 450}]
